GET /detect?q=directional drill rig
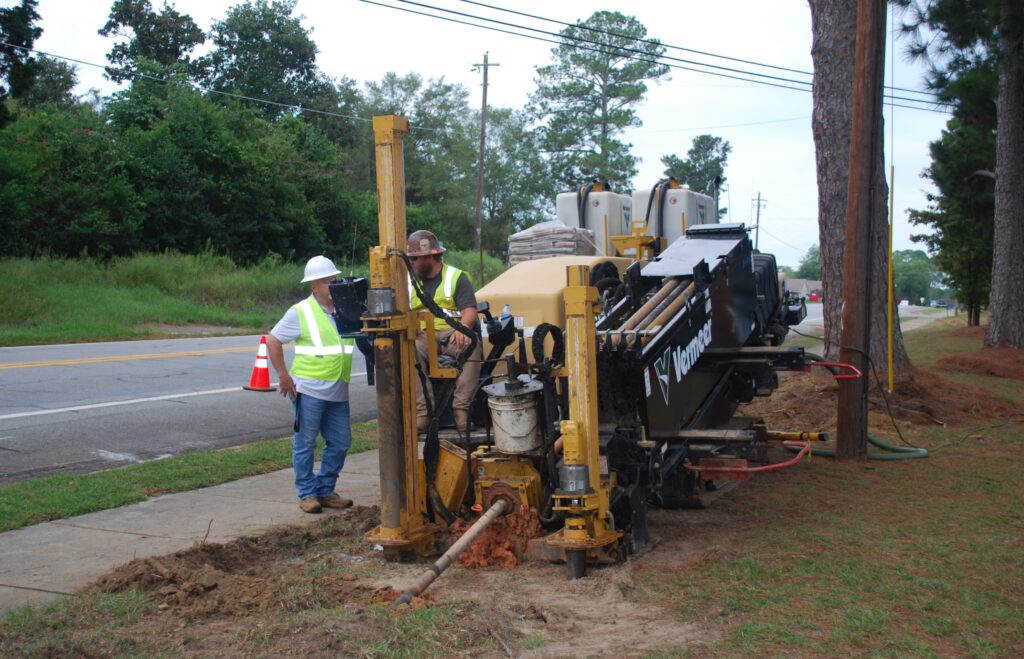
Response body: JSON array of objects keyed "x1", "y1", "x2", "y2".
[{"x1": 331, "y1": 116, "x2": 824, "y2": 587}]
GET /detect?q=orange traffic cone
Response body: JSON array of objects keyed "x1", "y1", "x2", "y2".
[{"x1": 242, "y1": 336, "x2": 276, "y2": 392}]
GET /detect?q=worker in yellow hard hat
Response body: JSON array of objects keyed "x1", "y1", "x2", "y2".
[
  {"x1": 267, "y1": 256, "x2": 357, "y2": 514},
  {"x1": 406, "y1": 230, "x2": 482, "y2": 434}
]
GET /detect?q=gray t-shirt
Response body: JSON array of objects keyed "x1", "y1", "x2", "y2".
[{"x1": 270, "y1": 301, "x2": 349, "y2": 403}]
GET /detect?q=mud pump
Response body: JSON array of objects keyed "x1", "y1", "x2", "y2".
[{"x1": 331, "y1": 116, "x2": 843, "y2": 592}]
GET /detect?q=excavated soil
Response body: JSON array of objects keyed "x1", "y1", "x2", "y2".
[
  {"x1": 448, "y1": 508, "x2": 545, "y2": 569},
  {"x1": 95, "y1": 506, "x2": 384, "y2": 617},
  {"x1": 744, "y1": 362, "x2": 1019, "y2": 435},
  {"x1": 85, "y1": 504, "x2": 712, "y2": 657},
  {"x1": 936, "y1": 346, "x2": 1024, "y2": 381}
]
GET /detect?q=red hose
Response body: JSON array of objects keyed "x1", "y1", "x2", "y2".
[{"x1": 684, "y1": 441, "x2": 810, "y2": 475}]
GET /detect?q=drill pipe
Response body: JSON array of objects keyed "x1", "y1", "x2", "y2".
[
  {"x1": 642, "y1": 282, "x2": 697, "y2": 340},
  {"x1": 388, "y1": 498, "x2": 510, "y2": 609},
  {"x1": 611, "y1": 277, "x2": 680, "y2": 346},
  {"x1": 635, "y1": 280, "x2": 690, "y2": 333}
]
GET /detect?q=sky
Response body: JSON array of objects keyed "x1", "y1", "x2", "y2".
[{"x1": 23, "y1": 0, "x2": 952, "y2": 268}]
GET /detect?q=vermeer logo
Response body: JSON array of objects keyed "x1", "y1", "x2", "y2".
[
  {"x1": 653, "y1": 352, "x2": 671, "y2": 404},
  {"x1": 647, "y1": 317, "x2": 714, "y2": 404}
]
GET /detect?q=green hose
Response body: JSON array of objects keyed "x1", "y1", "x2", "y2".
[{"x1": 788, "y1": 353, "x2": 928, "y2": 460}]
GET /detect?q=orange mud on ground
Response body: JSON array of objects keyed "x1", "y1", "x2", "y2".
[{"x1": 448, "y1": 508, "x2": 545, "y2": 569}]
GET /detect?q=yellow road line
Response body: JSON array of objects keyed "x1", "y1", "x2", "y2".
[{"x1": 0, "y1": 346, "x2": 265, "y2": 370}]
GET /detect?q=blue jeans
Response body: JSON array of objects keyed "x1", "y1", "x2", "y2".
[{"x1": 292, "y1": 393, "x2": 352, "y2": 500}]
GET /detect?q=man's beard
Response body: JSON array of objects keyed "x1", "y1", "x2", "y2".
[{"x1": 415, "y1": 260, "x2": 434, "y2": 280}]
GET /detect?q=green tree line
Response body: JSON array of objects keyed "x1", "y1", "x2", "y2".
[{"x1": 1, "y1": 1, "x2": 728, "y2": 266}]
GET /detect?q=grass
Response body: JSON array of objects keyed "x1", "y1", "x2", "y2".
[
  {"x1": 0, "y1": 421, "x2": 378, "y2": 533},
  {"x1": 0, "y1": 252, "x2": 315, "y2": 345},
  {"x1": 632, "y1": 318, "x2": 1024, "y2": 657},
  {"x1": 0, "y1": 590, "x2": 163, "y2": 657},
  {"x1": 650, "y1": 426, "x2": 1024, "y2": 656},
  {"x1": 903, "y1": 316, "x2": 986, "y2": 366},
  {"x1": 0, "y1": 250, "x2": 506, "y2": 346}
]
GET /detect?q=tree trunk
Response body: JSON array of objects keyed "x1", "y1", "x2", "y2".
[
  {"x1": 984, "y1": 1, "x2": 1024, "y2": 348},
  {"x1": 809, "y1": 0, "x2": 911, "y2": 371}
]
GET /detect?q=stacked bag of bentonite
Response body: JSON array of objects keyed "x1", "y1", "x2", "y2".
[{"x1": 506, "y1": 220, "x2": 596, "y2": 266}]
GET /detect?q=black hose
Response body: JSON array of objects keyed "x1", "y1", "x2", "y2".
[
  {"x1": 657, "y1": 182, "x2": 668, "y2": 238},
  {"x1": 643, "y1": 181, "x2": 660, "y2": 224},
  {"x1": 531, "y1": 323, "x2": 565, "y2": 367}
]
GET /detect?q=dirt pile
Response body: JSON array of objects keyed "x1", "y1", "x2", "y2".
[
  {"x1": 368, "y1": 585, "x2": 432, "y2": 610},
  {"x1": 744, "y1": 361, "x2": 1018, "y2": 436},
  {"x1": 92, "y1": 506, "x2": 382, "y2": 616},
  {"x1": 448, "y1": 507, "x2": 545, "y2": 569},
  {"x1": 936, "y1": 346, "x2": 1024, "y2": 381}
]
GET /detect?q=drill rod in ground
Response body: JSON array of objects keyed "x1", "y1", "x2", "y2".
[{"x1": 389, "y1": 498, "x2": 510, "y2": 609}]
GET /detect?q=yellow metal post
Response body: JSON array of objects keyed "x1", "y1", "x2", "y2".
[
  {"x1": 365, "y1": 115, "x2": 436, "y2": 556},
  {"x1": 546, "y1": 265, "x2": 621, "y2": 576}
]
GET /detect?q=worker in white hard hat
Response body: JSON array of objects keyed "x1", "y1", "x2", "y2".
[
  {"x1": 267, "y1": 256, "x2": 357, "y2": 514},
  {"x1": 406, "y1": 230, "x2": 482, "y2": 435}
]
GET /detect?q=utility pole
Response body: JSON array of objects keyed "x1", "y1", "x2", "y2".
[
  {"x1": 752, "y1": 193, "x2": 767, "y2": 250},
  {"x1": 837, "y1": 0, "x2": 886, "y2": 461},
  {"x1": 472, "y1": 52, "x2": 499, "y2": 284}
]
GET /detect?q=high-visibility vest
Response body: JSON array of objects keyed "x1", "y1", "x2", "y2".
[
  {"x1": 291, "y1": 295, "x2": 354, "y2": 382},
  {"x1": 409, "y1": 263, "x2": 472, "y2": 330}
]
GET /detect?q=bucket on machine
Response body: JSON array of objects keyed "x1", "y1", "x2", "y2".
[{"x1": 483, "y1": 377, "x2": 544, "y2": 454}]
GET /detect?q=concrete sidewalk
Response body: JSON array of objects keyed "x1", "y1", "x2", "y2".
[{"x1": 0, "y1": 450, "x2": 382, "y2": 614}]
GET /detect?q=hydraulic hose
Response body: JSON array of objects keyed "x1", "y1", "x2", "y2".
[{"x1": 791, "y1": 353, "x2": 928, "y2": 460}]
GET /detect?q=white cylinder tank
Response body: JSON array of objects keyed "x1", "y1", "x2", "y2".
[
  {"x1": 555, "y1": 190, "x2": 632, "y2": 256},
  {"x1": 631, "y1": 188, "x2": 717, "y2": 247}
]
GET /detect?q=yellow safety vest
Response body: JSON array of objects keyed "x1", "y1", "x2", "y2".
[
  {"x1": 291, "y1": 295, "x2": 355, "y2": 382},
  {"x1": 409, "y1": 263, "x2": 471, "y2": 330}
]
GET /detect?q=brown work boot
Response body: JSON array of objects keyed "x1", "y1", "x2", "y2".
[
  {"x1": 453, "y1": 409, "x2": 471, "y2": 432},
  {"x1": 318, "y1": 493, "x2": 353, "y2": 509},
  {"x1": 299, "y1": 496, "x2": 322, "y2": 514},
  {"x1": 417, "y1": 416, "x2": 430, "y2": 433}
]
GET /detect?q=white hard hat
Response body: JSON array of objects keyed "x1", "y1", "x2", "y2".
[{"x1": 301, "y1": 255, "x2": 341, "y2": 283}]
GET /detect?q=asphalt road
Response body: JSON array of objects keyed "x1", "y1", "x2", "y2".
[
  {"x1": 0, "y1": 305, "x2": 945, "y2": 484},
  {"x1": 0, "y1": 336, "x2": 378, "y2": 484}
]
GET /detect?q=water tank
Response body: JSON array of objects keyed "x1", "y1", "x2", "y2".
[
  {"x1": 555, "y1": 191, "x2": 631, "y2": 256},
  {"x1": 631, "y1": 188, "x2": 717, "y2": 246}
]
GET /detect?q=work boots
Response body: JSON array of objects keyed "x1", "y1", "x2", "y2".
[
  {"x1": 299, "y1": 496, "x2": 322, "y2": 514},
  {"x1": 318, "y1": 493, "x2": 353, "y2": 509}
]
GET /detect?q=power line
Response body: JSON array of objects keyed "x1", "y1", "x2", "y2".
[
  {"x1": 471, "y1": 0, "x2": 947, "y2": 108},
  {"x1": 399, "y1": 0, "x2": 825, "y2": 89},
  {"x1": 0, "y1": 40, "x2": 376, "y2": 124},
  {"x1": 460, "y1": 0, "x2": 816, "y2": 78},
  {"x1": 361, "y1": 0, "x2": 950, "y2": 113},
  {"x1": 646, "y1": 115, "x2": 810, "y2": 133},
  {"x1": 758, "y1": 225, "x2": 806, "y2": 253},
  {"x1": 460, "y1": 0, "x2": 938, "y2": 99}
]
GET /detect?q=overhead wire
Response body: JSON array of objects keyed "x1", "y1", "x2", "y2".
[
  {"x1": 645, "y1": 115, "x2": 810, "y2": 133},
  {"x1": 460, "y1": 0, "x2": 938, "y2": 99},
  {"x1": 0, "y1": 41, "x2": 375, "y2": 124},
  {"x1": 365, "y1": 0, "x2": 950, "y2": 112},
  {"x1": 0, "y1": 41, "x2": 470, "y2": 134}
]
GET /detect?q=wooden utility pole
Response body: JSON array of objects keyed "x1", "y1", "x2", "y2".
[
  {"x1": 837, "y1": 0, "x2": 886, "y2": 460},
  {"x1": 472, "y1": 52, "x2": 499, "y2": 284},
  {"x1": 752, "y1": 193, "x2": 767, "y2": 250}
]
